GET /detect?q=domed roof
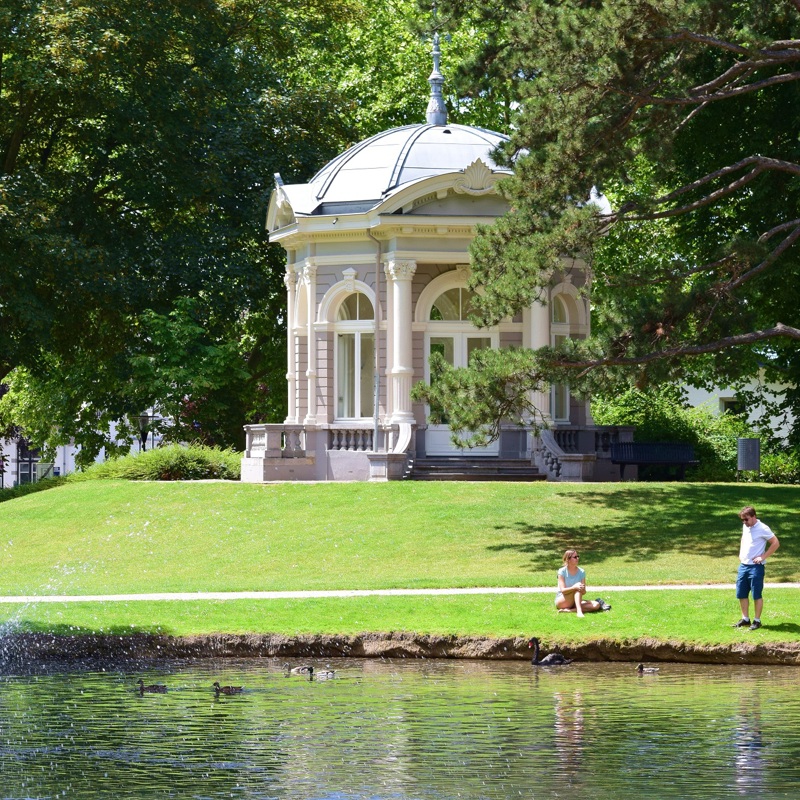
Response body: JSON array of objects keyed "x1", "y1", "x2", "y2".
[{"x1": 306, "y1": 123, "x2": 511, "y2": 210}]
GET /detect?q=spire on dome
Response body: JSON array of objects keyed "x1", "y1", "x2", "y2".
[{"x1": 426, "y1": 32, "x2": 447, "y2": 126}]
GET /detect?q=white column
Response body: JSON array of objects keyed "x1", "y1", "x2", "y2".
[
  {"x1": 531, "y1": 294, "x2": 552, "y2": 421},
  {"x1": 383, "y1": 262, "x2": 394, "y2": 419},
  {"x1": 284, "y1": 265, "x2": 298, "y2": 424},
  {"x1": 386, "y1": 258, "x2": 417, "y2": 423},
  {"x1": 303, "y1": 260, "x2": 318, "y2": 424}
]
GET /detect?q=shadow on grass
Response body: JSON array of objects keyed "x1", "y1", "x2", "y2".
[
  {"x1": 487, "y1": 484, "x2": 799, "y2": 574},
  {"x1": 760, "y1": 623, "x2": 800, "y2": 634}
]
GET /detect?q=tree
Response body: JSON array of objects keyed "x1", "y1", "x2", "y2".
[
  {"x1": 422, "y1": 0, "x2": 800, "y2": 441},
  {"x1": 0, "y1": 0, "x2": 357, "y2": 461}
]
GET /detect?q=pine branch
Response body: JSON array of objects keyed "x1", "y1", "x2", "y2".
[
  {"x1": 729, "y1": 223, "x2": 800, "y2": 290},
  {"x1": 610, "y1": 156, "x2": 800, "y2": 223},
  {"x1": 558, "y1": 324, "x2": 800, "y2": 376}
]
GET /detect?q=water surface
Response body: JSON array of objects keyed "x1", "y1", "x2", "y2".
[{"x1": 1, "y1": 658, "x2": 799, "y2": 799}]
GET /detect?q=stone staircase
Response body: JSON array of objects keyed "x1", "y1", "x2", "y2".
[{"x1": 407, "y1": 456, "x2": 546, "y2": 482}]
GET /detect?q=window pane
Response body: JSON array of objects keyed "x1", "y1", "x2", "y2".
[
  {"x1": 551, "y1": 296, "x2": 567, "y2": 323},
  {"x1": 429, "y1": 336, "x2": 455, "y2": 365},
  {"x1": 337, "y1": 333, "x2": 355, "y2": 417},
  {"x1": 553, "y1": 384, "x2": 569, "y2": 420},
  {"x1": 467, "y1": 337, "x2": 491, "y2": 363},
  {"x1": 357, "y1": 294, "x2": 374, "y2": 320},
  {"x1": 462, "y1": 288, "x2": 478, "y2": 319},
  {"x1": 338, "y1": 294, "x2": 359, "y2": 321},
  {"x1": 360, "y1": 334, "x2": 374, "y2": 417},
  {"x1": 338, "y1": 292, "x2": 374, "y2": 321},
  {"x1": 431, "y1": 288, "x2": 461, "y2": 320}
]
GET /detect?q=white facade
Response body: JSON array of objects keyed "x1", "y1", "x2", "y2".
[{"x1": 241, "y1": 40, "x2": 627, "y2": 482}]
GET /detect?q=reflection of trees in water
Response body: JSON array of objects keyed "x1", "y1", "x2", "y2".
[{"x1": 554, "y1": 691, "x2": 585, "y2": 785}]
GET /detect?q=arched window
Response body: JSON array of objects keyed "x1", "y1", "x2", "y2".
[
  {"x1": 337, "y1": 292, "x2": 374, "y2": 322},
  {"x1": 430, "y1": 287, "x2": 476, "y2": 321},
  {"x1": 335, "y1": 292, "x2": 374, "y2": 419}
]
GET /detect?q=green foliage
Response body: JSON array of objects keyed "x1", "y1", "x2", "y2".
[
  {"x1": 431, "y1": 0, "x2": 800, "y2": 436},
  {"x1": 0, "y1": 0, "x2": 357, "y2": 456},
  {"x1": 71, "y1": 444, "x2": 242, "y2": 482},
  {"x1": 411, "y1": 347, "x2": 550, "y2": 446},
  {"x1": 0, "y1": 476, "x2": 67, "y2": 505},
  {"x1": 592, "y1": 387, "x2": 762, "y2": 481},
  {"x1": 741, "y1": 449, "x2": 800, "y2": 486}
]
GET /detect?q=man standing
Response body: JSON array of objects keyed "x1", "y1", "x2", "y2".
[{"x1": 733, "y1": 506, "x2": 780, "y2": 631}]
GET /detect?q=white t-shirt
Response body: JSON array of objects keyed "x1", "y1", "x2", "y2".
[{"x1": 739, "y1": 519, "x2": 775, "y2": 564}]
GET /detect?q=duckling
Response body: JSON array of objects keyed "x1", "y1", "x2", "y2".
[
  {"x1": 213, "y1": 681, "x2": 243, "y2": 695},
  {"x1": 136, "y1": 679, "x2": 167, "y2": 694},
  {"x1": 636, "y1": 663, "x2": 659, "y2": 674}
]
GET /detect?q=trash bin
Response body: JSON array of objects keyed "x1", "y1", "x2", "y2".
[{"x1": 737, "y1": 438, "x2": 760, "y2": 472}]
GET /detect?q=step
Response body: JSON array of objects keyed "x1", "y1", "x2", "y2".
[{"x1": 408, "y1": 457, "x2": 545, "y2": 482}]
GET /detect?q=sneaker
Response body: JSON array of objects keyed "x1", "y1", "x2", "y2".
[
  {"x1": 749, "y1": 620, "x2": 762, "y2": 631},
  {"x1": 733, "y1": 618, "x2": 751, "y2": 628}
]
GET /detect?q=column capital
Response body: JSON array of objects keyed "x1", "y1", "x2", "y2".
[
  {"x1": 385, "y1": 259, "x2": 417, "y2": 282},
  {"x1": 302, "y1": 259, "x2": 317, "y2": 283}
]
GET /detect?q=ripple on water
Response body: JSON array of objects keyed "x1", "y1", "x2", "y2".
[{"x1": 1, "y1": 659, "x2": 799, "y2": 799}]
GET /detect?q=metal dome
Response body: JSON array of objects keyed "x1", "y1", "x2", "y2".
[{"x1": 307, "y1": 123, "x2": 511, "y2": 210}]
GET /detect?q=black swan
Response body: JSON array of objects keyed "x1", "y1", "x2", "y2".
[
  {"x1": 528, "y1": 637, "x2": 573, "y2": 666},
  {"x1": 136, "y1": 679, "x2": 167, "y2": 694},
  {"x1": 213, "y1": 681, "x2": 244, "y2": 695},
  {"x1": 636, "y1": 663, "x2": 659, "y2": 674}
]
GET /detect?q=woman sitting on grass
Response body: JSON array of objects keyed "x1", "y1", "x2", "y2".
[{"x1": 555, "y1": 550, "x2": 603, "y2": 617}]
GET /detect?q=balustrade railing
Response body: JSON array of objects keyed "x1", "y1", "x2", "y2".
[
  {"x1": 244, "y1": 424, "x2": 306, "y2": 458},
  {"x1": 244, "y1": 423, "x2": 413, "y2": 458},
  {"x1": 328, "y1": 428, "x2": 373, "y2": 452}
]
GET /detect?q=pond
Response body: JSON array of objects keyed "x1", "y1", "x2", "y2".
[{"x1": 1, "y1": 657, "x2": 799, "y2": 799}]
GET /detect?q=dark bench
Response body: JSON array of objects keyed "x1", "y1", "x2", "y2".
[{"x1": 610, "y1": 442, "x2": 698, "y2": 480}]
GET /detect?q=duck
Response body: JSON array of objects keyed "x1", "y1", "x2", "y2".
[
  {"x1": 213, "y1": 681, "x2": 243, "y2": 695},
  {"x1": 636, "y1": 663, "x2": 659, "y2": 674},
  {"x1": 283, "y1": 663, "x2": 314, "y2": 675},
  {"x1": 528, "y1": 637, "x2": 573, "y2": 666},
  {"x1": 314, "y1": 669, "x2": 335, "y2": 680},
  {"x1": 136, "y1": 679, "x2": 167, "y2": 694}
]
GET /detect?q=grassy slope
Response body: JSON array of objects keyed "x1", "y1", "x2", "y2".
[{"x1": 1, "y1": 480, "x2": 798, "y2": 645}]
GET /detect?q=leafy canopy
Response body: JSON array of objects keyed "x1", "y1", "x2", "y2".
[{"x1": 423, "y1": 0, "x2": 800, "y2": 441}]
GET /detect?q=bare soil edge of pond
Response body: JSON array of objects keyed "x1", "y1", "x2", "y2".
[{"x1": 2, "y1": 632, "x2": 800, "y2": 666}]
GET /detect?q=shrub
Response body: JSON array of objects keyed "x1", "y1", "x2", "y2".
[
  {"x1": 592, "y1": 387, "x2": 756, "y2": 481},
  {"x1": 0, "y1": 476, "x2": 68, "y2": 504},
  {"x1": 740, "y1": 449, "x2": 800, "y2": 485},
  {"x1": 72, "y1": 444, "x2": 242, "y2": 481}
]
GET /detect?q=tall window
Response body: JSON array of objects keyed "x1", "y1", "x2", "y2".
[
  {"x1": 551, "y1": 295, "x2": 570, "y2": 421},
  {"x1": 335, "y1": 292, "x2": 374, "y2": 418}
]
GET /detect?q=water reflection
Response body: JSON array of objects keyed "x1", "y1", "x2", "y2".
[{"x1": 0, "y1": 659, "x2": 799, "y2": 799}]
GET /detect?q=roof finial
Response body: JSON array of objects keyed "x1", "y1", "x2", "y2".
[{"x1": 426, "y1": 27, "x2": 447, "y2": 126}]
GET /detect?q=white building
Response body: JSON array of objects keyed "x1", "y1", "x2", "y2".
[{"x1": 242, "y1": 38, "x2": 631, "y2": 482}]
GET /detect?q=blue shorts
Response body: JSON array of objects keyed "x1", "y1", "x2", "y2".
[{"x1": 736, "y1": 563, "x2": 765, "y2": 600}]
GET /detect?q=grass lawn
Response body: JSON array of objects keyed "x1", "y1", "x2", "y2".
[
  {"x1": 2, "y1": 590, "x2": 800, "y2": 646},
  {"x1": 1, "y1": 480, "x2": 798, "y2": 645}
]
